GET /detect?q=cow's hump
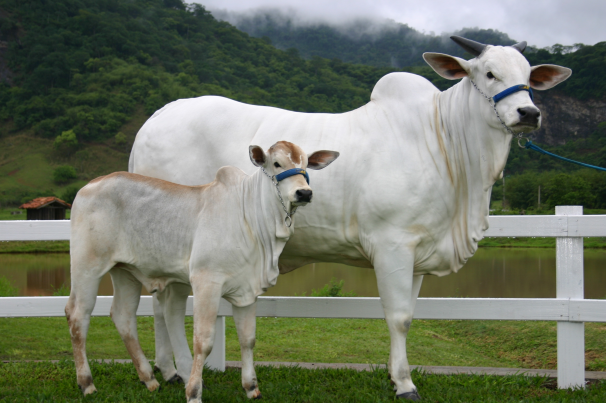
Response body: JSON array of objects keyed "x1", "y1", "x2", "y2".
[
  {"x1": 371, "y1": 72, "x2": 438, "y2": 104},
  {"x1": 214, "y1": 166, "x2": 247, "y2": 186}
]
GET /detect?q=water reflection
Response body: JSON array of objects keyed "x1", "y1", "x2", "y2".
[{"x1": 1, "y1": 248, "x2": 605, "y2": 299}]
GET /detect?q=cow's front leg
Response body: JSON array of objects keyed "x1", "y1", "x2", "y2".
[
  {"x1": 233, "y1": 302, "x2": 261, "y2": 399},
  {"x1": 372, "y1": 243, "x2": 422, "y2": 401},
  {"x1": 186, "y1": 272, "x2": 223, "y2": 403}
]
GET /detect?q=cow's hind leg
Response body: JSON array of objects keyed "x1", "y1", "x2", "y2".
[
  {"x1": 233, "y1": 302, "x2": 261, "y2": 399},
  {"x1": 65, "y1": 269, "x2": 103, "y2": 395},
  {"x1": 109, "y1": 268, "x2": 160, "y2": 392},
  {"x1": 152, "y1": 292, "x2": 179, "y2": 382},
  {"x1": 160, "y1": 283, "x2": 193, "y2": 383}
]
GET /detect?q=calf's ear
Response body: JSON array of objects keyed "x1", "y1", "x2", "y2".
[
  {"x1": 529, "y1": 65, "x2": 572, "y2": 90},
  {"x1": 249, "y1": 145, "x2": 267, "y2": 167},
  {"x1": 307, "y1": 150, "x2": 340, "y2": 170},
  {"x1": 423, "y1": 53, "x2": 471, "y2": 80}
]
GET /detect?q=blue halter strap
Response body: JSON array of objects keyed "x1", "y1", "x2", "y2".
[
  {"x1": 275, "y1": 168, "x2": 310, "y2": 184},
  {"x1": 492, "y1": 84, "x2": 533, "y2": 103}
]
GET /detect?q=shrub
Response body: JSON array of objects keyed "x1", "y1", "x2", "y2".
[
  {"x1": 0, "y1": 276, "x2": 18, "y2": 297},
  {"x1": 310, "y1": 278, "x2": 357, "y2": 297},
  {"x1": 60, "y1": 184, "x2": 83, "y2": 205},
  {"x1": 53, "y1": 129, "x2": 78, "y2": 155},
  {"x1": 53, "y1": 165, "x2": 77, "y2": 184}
]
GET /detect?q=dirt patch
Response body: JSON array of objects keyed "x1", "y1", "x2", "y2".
[{"x1": 7, "y1": 168, "x2": 18, "y2": 176}]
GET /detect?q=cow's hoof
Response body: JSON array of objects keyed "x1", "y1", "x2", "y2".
[
  {"x1": 168, "y1": 374, "x2": 184, "y2": 384},
  {"x1": 81, "y1": 384, "x2": 97, "y2": 395},
  {"x1": 396, "y1": 390, "x2": 421, "y2": 401}
]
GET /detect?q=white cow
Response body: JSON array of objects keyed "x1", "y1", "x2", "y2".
[
  {"x1": 129, "y1": 36, "x2": 571, "y2": 400},
  {"x1": 65, "y1": 141, "x2": 339, "y2": 402}
]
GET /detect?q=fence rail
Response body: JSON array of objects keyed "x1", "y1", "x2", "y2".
[{"x1": 1, "y1": 206, "x2": 605, "y2": 389}]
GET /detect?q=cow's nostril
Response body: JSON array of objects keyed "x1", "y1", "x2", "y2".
[
  {"x1": 517, "y1": 107, "x2": 540, "y2": 123},
  {"x1": 296, "y1": 189, "x2": 313, "y2": 202}
]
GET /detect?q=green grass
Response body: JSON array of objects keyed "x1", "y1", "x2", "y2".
[
  {"x1": 0, "y1": 360, "x2": 604, "y2": 402},
  {"x1": 2, "y1": 316, "x2": 606, "y2": 372}
]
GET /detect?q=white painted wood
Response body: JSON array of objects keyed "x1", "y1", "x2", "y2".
[
  {"x1": 3, "y1": 296, "x2": 606, "y2": 322},
  {"x1": 556, "y1": 206, "x2": 585, "y2": 389},
  {"x1": 3, "y1": 215, "x2": 606, "y2": 242},
  {"x1": 206, "y1": 317, "x2": 226, "y2": 371},
  {"x1": 0, "y1": 220, "x2": 70, "y2": 241},
  {"x1": 484, "y1": 215, "x2": 567, "y2": 237},
  {"x1": 558, "y1": 322, "x2": 585, "y2": 388}
]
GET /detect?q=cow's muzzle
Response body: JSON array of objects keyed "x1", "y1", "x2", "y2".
[
  {"x1": 294, "y1": 189, "x2": 313, "y2": 204},
  {"x1": 516, "y1": 106, "x2": 541, "y2": 128}
]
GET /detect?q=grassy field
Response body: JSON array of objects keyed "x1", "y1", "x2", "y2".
[
  {"x1": 3, "y1": 360, "x2": 605, "y2": 403},
  {"x1": 2, "y1": 316, "x2": 606, "y2": 372},
  {"x1": 1, "y1": 360, "x2": 605, "y2": 403}
]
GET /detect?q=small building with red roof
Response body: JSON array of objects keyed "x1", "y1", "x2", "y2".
[{"x1": 19, "y1": 197, "x2": 71, "y2": 220}]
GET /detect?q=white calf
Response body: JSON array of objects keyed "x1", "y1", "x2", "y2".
[{"x1": 65, "y1": 141, "x2": 339, "y2": 402}]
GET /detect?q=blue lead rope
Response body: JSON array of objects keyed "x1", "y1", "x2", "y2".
[{"x1": 524, "y1": 140, "x2": 606, "y2": 172}]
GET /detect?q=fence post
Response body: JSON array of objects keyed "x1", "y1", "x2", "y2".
[
  {"x1": 556, "y1": 206, "x2": 585, "y2": 389},
  {"x1": 204, "y1": 316, "x2": 226, "y2": 371}
]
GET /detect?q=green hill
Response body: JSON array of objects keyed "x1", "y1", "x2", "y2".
[{"x1": 0, "y1": 0, "x2": 443, "y2": 207}]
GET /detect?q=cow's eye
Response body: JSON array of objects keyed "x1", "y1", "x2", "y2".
[
  {"x1": 487, "y1": 72, "x2": 495, "y2": 79},
  {"x1": 274, "y1": 162, "x2": 281, "y2": 168}
]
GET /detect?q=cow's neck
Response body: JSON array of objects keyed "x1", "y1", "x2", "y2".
[
  {"x1": 437, "y1": 78, "x2": 513, "y2": 267},
  {"x1": 241, "y1": 170, "x2": 293, "y2": 289}
]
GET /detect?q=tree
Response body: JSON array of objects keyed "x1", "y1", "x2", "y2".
[
  {"x1": 53, "y1": 130, "x2": 78, "y2": 155},
  {"x1": 53, "y1": 165, "x2": 78, "y2": 184}
]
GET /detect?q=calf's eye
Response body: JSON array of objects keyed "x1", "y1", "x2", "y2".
[
  {"x1": 487, "y1": 72, "x2": 495, "y2": 79},
  {"x1": 274, "y1": 162, "x2": 281, "y2": 168}
]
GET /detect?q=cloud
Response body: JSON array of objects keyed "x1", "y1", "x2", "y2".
[{"x1": 197, "y1": 0, "x2": 605, "y2": 48}]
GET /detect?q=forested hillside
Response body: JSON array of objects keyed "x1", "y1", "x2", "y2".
[
  {"x1": 0, "y1": 0, "x2": 450, "y2": 207},
  {"x1": 0, "y1": 0, "x2": 604, "y2": 213}
]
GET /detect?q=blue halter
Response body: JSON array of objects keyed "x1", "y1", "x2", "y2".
[
  {"x1": 275, "y1": 168, "x2": 309, "y2": 184},
  {"x1": 492, "y1": 84, "x2": 533, "y2": 103}
]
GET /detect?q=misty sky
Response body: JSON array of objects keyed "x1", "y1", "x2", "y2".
[{"x1": 198, "y1": 0, "x2": 605, "y2": 48}]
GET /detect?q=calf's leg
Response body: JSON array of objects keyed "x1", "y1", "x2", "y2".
[
  {"x1": 65, "y1": 268, "x2": 103, "y2": 395},
  {"x1": 186, "y1": 273, "x2": 223, "y2": 403},
  {"x1": 233, "y1": 302, "x2": 261, "y2": 399},
  {"x1": 159, "y1": 283, "x2": 193, "y2": 383},
  {"x1": 109, "y1": 268, "x2": 159, "y2": 392}
]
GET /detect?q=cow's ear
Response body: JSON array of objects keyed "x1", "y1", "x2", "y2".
[
  {"x1": 249, "y1": 145, "x2": 266, "y2": 167},
  {"x1": 423, "y1": 53, "x2": 470, "y2": 80},
  {"x1": 307, "y1": 150, "x2": 340, "y2": 170},
  {"x1": 529, "y1": 65, "x2": 572, "y2": 90}
]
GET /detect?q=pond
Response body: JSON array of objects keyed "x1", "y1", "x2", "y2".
[{"x1": 2, "y1": 248, "x2": 606, "y2": 299}]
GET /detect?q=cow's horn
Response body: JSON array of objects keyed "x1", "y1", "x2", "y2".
[
  {"x1": 511, "y1": 41, "x2": 527, "y2": 54},
  {"x1": 450, "y1": 36, "x2": 487, "y2": 57}
]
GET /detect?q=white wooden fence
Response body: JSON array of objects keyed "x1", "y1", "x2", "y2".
[{"x1": 1, "y1": 205, "x2": 605, "y2": 389}]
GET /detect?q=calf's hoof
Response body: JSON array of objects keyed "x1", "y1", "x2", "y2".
[
  {"x1": 80, "y1": 383, "x2": 97, "y2": 396},
  {"x1": 246, "y1": 387, "x2": 261, "y2": 399},
  {"x1": 140, "y1": 378, "x2": 161, "y2": 392},
  {"x1": 168, "y1": 374, "x2": 184, "y2": 384},
  {"x1": 397, "y1": 390, "x2": 421, "y2": 401}
]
